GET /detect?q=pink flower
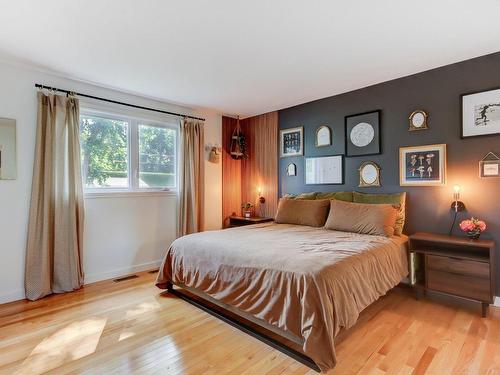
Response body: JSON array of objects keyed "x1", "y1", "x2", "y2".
[
  {"x1": 477, "y1": 220, "x2": 486, "y2": 232},
  {"x1": 459, "y1": 218, "x2": 487, "y2": 233},
  {"x1": 459, "y1": 220, "x2": 473, "y2": 231}
]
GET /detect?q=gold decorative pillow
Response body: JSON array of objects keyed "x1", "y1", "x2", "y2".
[
  {"x1": 275, "y1": 198, "x2": 330, "y2": 227},
  {"x1": 325, "y1": 200, "x2": 398, "y2": 237}
]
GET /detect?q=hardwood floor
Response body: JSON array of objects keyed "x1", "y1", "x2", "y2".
[{"x1": 0, "y1": 271, "x2": 499, "y2": 375}]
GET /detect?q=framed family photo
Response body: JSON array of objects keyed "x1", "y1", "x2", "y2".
[
  {"x1": 399, "y1": 144, "x2": 446, "y2": 186},
  {"x1": 280, "y1": 126, "x2": 303, "y2": 157},
  {"x1": 462, "y1": 87, "x2": 500, "y2": 138}
]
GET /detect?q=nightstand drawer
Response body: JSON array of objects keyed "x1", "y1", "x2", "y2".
[
  {"x1": 427, "y1": 254, "x2": 489, "y2": 279},
  {"x1": 427, "y1": 269, "x2": 490, "y2": 302}
]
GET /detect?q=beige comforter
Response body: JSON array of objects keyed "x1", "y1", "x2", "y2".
[{"x1": 156, "y1": 223, "x2": 408, "y2": 372}]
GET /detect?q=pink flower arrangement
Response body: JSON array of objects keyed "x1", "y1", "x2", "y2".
[{"x1": 459, "y1": 217, "x2": 486, "y2": 239}]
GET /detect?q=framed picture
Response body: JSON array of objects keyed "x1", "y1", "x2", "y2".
[
  {"x1": 286, "y1": 163, "x2": 297, "y2": 176},
  {"x1": 358, "y1": 161, "x2": 381, "y2": 187},
  {"x1": 345, "y1": 110, "x2": 381, "y2": 156},
  {"x1": 479, "y1": 152, "x2": 500, "y2": 178},
  {"x1": 462, "y1": 87, "x2": 500, "y2": 138},
  {"x1": 399, "y1": 144, "x2": 446, "y2": 186},
  {"x1": 0, "y1": 118, "x2": 16, "y2": 180},
  {"x1": 305, "y1": 155, "x2": 343, "y2": 185},
  {"x1": 280, "y1": 127, "x2": 303, "y2": 157},
  {"x1": 315, "y1": 125, "x2": 332, "y2": 147}
]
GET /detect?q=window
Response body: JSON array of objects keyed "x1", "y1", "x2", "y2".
[
  {"x1": 80, "y1": 115, "x2": 129, "y2": 189},
  {"x1": 138, "y1": 124, "x2": 176, "y2": 189},
  {"x1": 80, "y1": 111, "x2": 177, "y2": 193}
]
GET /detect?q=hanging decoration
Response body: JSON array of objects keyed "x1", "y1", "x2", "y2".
[{"x1": 230, "y1": 116, "x2": 247, "y2": 159}]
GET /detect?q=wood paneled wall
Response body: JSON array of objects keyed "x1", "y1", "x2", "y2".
[
  {"x1": 222, "y1": 116, "x2": 241, "y2": 228},
  {"x1": 222, "y1": 112, "x2": 278, "y2": 227},
  {"x1": 241, "y1": 112, "x2": 279, "y2": 219}
]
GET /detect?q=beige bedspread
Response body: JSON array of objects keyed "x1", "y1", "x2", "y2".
[{"x1": 156, "y1": 223, "x2": 408, "y2": 372}]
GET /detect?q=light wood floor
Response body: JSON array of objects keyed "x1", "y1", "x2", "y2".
[{"x1": 1, "y1": 271, "x2": 499, "y2": 375}]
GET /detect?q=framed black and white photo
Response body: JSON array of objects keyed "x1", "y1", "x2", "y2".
[
  {"x1": 479, "y1": 152, "x2": 500, "y2": 178},
  {"x1": 305, "y1": 155, "x2": 343, "y2": 185},
  {"x1": 315, "y1": 125, "x2": 332, "y2": 147},
  {"x1": 462, "y1": 87, "x2": 500, "y2": 138},
  {"x1": 399, "y1": 144, "x2": 446, "y2": 186},
  {"x1": 280, "y1": 126, "x2": 303, "y2": 157},
  {"x1": 345, "y1": 110, "x2": 381, "y2": 156}
]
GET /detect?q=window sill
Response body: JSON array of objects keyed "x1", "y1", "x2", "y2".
[{"x1": 84, "y1": 190, "x2": 177, "y2": 199}]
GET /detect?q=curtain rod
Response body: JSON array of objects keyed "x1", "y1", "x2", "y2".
[{"x1": 34, "y1": 84, "x2": 205, "y2": 121}]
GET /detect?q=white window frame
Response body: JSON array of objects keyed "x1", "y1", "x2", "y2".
[{"x1": 80, "y1": 106, "x2": 179, "y2": 198}]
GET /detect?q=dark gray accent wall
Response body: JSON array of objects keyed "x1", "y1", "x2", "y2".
[{"x1": 278, "y1": 52, "x2": 500, "y2": 293}]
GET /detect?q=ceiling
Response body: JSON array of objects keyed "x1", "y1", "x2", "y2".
[{"x1": 1, "y1": 1, "x2": 500, "y2": 117}]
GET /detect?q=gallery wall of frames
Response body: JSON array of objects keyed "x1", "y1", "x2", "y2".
[{"x1": 278, "y1": 52, "x2": 500, "y2": 291}]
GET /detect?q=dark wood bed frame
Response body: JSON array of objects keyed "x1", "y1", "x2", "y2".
[{"x1": 166, "y1": 281, "x2": 321, "y2": 372}]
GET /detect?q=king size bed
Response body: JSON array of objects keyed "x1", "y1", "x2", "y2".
[{"x1": 156, "y1": 193, "x2": 409, "y2": 372}]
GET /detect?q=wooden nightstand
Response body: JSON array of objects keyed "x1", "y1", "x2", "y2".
[
  {"x1": 409, "y1": 232, "x2": 495, "y2": 317},
  {"x1": 228, "y1": 216, "x2": 274, "y2": 228}
]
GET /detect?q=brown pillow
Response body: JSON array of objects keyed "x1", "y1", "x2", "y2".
[
  {"x1": 324, "y1": 200, "x2": 398, "y2": 237},
  {"x1": 275, "y1": 198, "x2": 330, "y2": 227},
  {"x1": 353, "y1": 192, "x2": 406, "y2": 236}
]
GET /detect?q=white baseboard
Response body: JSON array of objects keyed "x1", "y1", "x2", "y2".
[
  {"x1": 0, "y1": 260, "x2": 162, "y2": 305},
  {"x1": 0, "y1": 289, "x2": 25, "y2": 305},
  {"x1": 84, "y1": 260, "x2": 162, "y2": 285},
  {"x1": 494, "y1": 296, "x2": 500, "y2": 307}
]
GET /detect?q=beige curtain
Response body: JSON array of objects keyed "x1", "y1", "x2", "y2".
[
  {"x1": 178, "y1": 118, "x2": 205, "y2": 236},
  {"x1": 25, "y1": 92, "x2": 85, "y2": 301}
]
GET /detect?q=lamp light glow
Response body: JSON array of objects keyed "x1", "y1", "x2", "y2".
[
  {"x1": 451, "y1": 184, "x2": 465, "y2": 213},
  {"x1": 257, "y1": 186, "x2": 265, "y2": 204},
  {"x1": 449, "y1": 184, "x2": 465, "y2": 235}
]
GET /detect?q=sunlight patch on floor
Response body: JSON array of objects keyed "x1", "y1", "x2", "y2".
[
  {"x1": 125, "y1": 300, "x2": 161, "y2": 319},
  {"x1": 14, "y1": 317, "x2": 107, "y2": 375},
  {"x1": 118, "y1": 331, "x2": 135, "y2": 341}
]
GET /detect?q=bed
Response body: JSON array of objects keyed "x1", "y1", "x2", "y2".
[{"x1": 156, "y1": 222, "x2": 408, "y2": 372}]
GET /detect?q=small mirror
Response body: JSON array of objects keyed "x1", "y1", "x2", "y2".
[
  {"x1": 315, "y1": 125, "x2": 332, "y2": 147},
  {"x1": 409, "y1": 110, "x2": 428, "y2": 131},
  {"x1": 0, "y1": 119, "x2": 16, "y2": 180},
  {"x1": 286, "y1": 163, "x2": 297, "y2": 176},
  {"x1": 359, "y1": 161, "x2": 380, "y2": 187}
]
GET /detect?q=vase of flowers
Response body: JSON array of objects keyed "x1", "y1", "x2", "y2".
[
  {"x1": 241, "y1": 202, "x2": 254, "y2": 218},
  {"x1": 459, "y1": 217, "x2": 486, "y2": 240}
]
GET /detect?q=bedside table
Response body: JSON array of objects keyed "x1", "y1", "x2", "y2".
[
  {"x1": 409, "y1": 232, "x2": 495, "y2": 317},
  {"x1": 228, "y1": 216, "x2": 274, "y2": 228}
]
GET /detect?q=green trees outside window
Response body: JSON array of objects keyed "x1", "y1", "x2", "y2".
[{"x1": 80, "y1": 114, "x2": 176, "y2": 190}]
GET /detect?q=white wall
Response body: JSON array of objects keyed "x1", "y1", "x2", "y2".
[{"x1": 0, "y1": 60, "x2": 222, "y2": 303}]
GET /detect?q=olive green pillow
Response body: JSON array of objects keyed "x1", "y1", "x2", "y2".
[
  {"x1": 316, "y1": 191, "x2": 353, "y2": 202},
  {"x1": 325, "y1": 200, "x2": 398, "y2": 237},
  {"x1": 275, "y1": 198, "x2": 330, "y2": 227},
  {"x1": 353, "y1": 192, "x2": 406, "y2": 236},
  {"x1": 284, "y1": 192, "x2": 318, "y2": 200}
]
